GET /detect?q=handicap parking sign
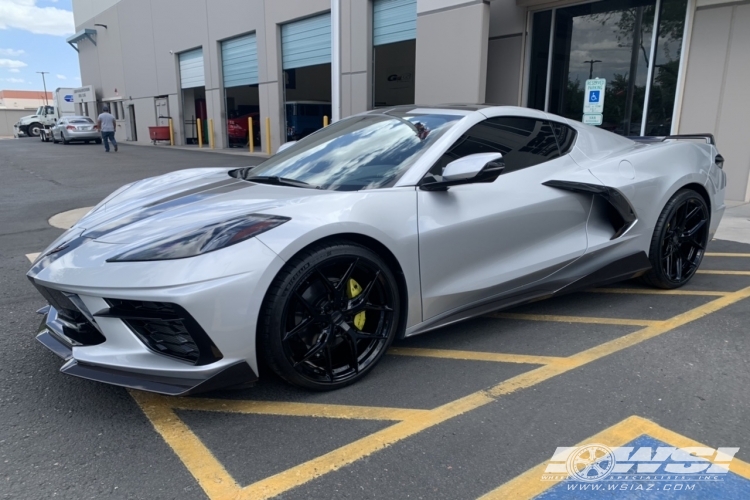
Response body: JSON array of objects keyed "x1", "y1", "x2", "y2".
[{"x1": 584, "y1": 78, "x2": 606, "y2": 114}]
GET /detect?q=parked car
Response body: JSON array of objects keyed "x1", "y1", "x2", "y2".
[
  {"x1": 286, "y1": 101, "x2": 332, "y2": 141},
  {"x1": 28, "y1": 105, "x2": 725, "y2": 395},
  {"x1": 51, "y1": 116, "x2": 101, "y2": 144}
]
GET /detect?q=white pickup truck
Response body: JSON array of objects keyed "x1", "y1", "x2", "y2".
[{"x1": 14, "y1": 87, "x2": 76, "y2": 138}]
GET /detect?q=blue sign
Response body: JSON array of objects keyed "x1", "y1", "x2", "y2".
[
  {"x1": 588, "y1": 90, "x2": 600, "y2": 103},
  {"x1": 64, "y1": 94, "x2": 74, "y2": 102}
]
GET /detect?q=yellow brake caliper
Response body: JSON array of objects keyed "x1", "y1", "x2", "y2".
[{"x1": 346, "y1": 278, "x2": 366, "y2": 330}]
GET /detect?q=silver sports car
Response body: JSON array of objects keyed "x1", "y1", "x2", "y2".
[{"x1": 28, "y1": 105, "x2": 726, "y2": 394}]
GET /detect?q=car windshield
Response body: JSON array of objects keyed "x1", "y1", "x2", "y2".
[
  {"x1": 70, "y1": 118, "x2": 94, "y2": 124},
  {"x1": 243, "y1": 112, "x2": 462, "y2": 191}
]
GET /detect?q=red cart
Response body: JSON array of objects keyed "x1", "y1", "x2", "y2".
[{"x1": 148, "y1": 125, "x2": 171, "y2": 144}]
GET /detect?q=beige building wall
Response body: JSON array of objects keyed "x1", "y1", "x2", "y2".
[
  {"x1": 415, "y1": 0, "x2": 490, "y2": 104},
  {"x1": 679, "y1": 0, "x2": 750, "y2": 201},
  {"x1": 486, "y1": 0, "x2": 526, "y2": 105}
]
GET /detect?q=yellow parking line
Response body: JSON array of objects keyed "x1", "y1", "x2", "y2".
[
  {"x1": 589, "y1": 287, "x2": 728, "y2": 296},
  {"x1": 705, "y1": 252, "x2": 750, "y2": 257},
  {"x1": 130, "y1": 391, "x2": 241, "y2": 499},
  {"x1": 389, "y1": 347, "x2": 570, "y2": 366},
  {"x1": 231, "y1": 285, "x2": 750, "y2": 500},
  {"x1": 698, "y1": 270, "x2": 750, "y2": 276},
  {"x1": 478, "y1": 415, "x2": 750, "y2": 499},
  {"x1": 490, "y1": 312, "x2": 660, "y2": 327},
  {"x1": 170, "y1": 397, "x2": 429, "y2": 421}
]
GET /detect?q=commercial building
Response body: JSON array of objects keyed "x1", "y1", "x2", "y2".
[
  {"x1": 70, "y1": 0, "x2": 750, "y2": 201},
  {"x1": 0, "y1": 90, "x2": 53, "y2": 110}
]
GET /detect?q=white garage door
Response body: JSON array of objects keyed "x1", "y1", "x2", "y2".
[
  {"x1": 373, "y1": 0, "x2": 417, "y2": 46},
  {"x1": 281, "y1": 13, "x2": 331, "y2": 70},
  {"x1": 222, "y1": 34, "x2": 259, "y2": 88},
  {"x1": 179, "y1": 48, "x2": 205, "y2": 89}
]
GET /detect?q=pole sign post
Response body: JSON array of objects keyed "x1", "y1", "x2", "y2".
[{"x1": 583, "y1": 78, "x2": 605, "y2": 126}]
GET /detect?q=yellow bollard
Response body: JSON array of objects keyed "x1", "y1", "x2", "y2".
[
  {"x1": 209, "y1": 118, "x2": 215, "y2": 149},
  {"x1": 323, "y1": 115, "x2": 329, "y2": 127},
  {"x1": 196, "y1": 118, "x2": 203, "y2": 148},
  {"x1": 168, "y1": 118, "x2": 174, "y2": 146},
  {"x1": 265, "y1": 117, "x2": 271, "y2": 155},
  {"x1": 248, "y1": 117, "x2": 254, "y2": 153}
]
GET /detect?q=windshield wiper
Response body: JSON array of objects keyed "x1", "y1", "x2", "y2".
[{"x1": 247, "y1": 176, "x2": 317, "y2": 189}]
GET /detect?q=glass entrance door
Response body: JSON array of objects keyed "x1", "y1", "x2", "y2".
[{"x1": 528, "y1": 0, "x2": 687, "y2": 137}]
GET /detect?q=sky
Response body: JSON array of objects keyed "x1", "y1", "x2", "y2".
[{"x1": 0, "y1": 0, "x2": 81, "y2": 92}]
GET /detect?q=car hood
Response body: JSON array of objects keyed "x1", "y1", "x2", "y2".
[{"x1": 75, "y1": 167, "x2": 329, "y2": 244}]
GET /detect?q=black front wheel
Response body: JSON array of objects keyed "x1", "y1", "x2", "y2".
[
  {"x1": 642, "y1": 189, "x2": 709, "y2": 289},
  {"x1": 259, "y1": 242, "x2": 401, "y2": 390}
]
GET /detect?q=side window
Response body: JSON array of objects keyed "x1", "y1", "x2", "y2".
[
  {"x1": 428, "y1": 117, "x2": 561, "y2": 178},
  {"x1": 550, "y1": 121, "x2": 577, "y2": 155}
]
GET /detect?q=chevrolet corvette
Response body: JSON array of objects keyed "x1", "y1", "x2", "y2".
[{"x1": 27, "y1": 105, "x2": 726, "y2": 394}]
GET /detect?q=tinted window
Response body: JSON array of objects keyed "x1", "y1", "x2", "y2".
[
  {"x1": 428, "y1": 117, "x2": 561, "y2": 177},
  {"x1": 70, "y1": 118, "x2": 94, "y2": 124},
  {"x1": 550, "y1": 121, "x2": 577, "y2": 155}
]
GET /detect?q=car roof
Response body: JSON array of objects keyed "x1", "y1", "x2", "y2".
[{"x1": 65, "y1": 116, "x2": 93, "y2": 120}]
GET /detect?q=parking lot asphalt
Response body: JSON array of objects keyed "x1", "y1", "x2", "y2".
[{"x1": 2, "y1": 138, "x2": 750, "y2": 500}]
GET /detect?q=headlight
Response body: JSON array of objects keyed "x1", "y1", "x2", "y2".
[{"x1": 107, "y1": 214, "x2": 290, "y2": 262}]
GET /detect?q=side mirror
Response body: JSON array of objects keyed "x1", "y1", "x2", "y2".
[
  {"x1": 277, "y1": 141, "x2": 297, "y2": 154},
  {"x1": 421, "y1": 153, "x2": 505, "y2": 191}
]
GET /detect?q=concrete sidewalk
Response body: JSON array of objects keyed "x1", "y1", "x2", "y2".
[
  {"x1": 715, "y1": 200, "x2": 750, "y2": 244},
  {"x1": 123, "y1": 140, "x2": 271, "y2": 159}
]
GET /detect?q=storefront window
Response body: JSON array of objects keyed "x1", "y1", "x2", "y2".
[
  {"x1": 528, "y1": 0, "x2": 687, "y2": 136},
  {"x1": 643, "y1": 0, "x2": 687, "y2": 135}
]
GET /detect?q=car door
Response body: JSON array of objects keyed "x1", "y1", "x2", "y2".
[{"x1": 417, "y1": 117, "x2": 591, "y2": 321}]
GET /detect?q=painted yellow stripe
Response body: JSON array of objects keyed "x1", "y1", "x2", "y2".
[
  {"x1": 25, "y1": 252, "x2": 40, "y2": 263},
  {"x1": 169, "y1": 397, "x2": 429, "y2": 421},
  {"x1": 589, "y1": 287, "x2": 728, "y2": 296},
  {"x1": 490, "y1": 312, "x2": 660, "y2": 327},
  {"x1": 478, "y1": 415, "x2": 750, "y2": 499},
  {"x1": 389, "y1": 347, "x2": 570, "y2": 366},
  {"x1": 233, "y1": 286, "x2": 750, "y2": 500},
  {"x1": 698, "y1": 270, "x2": 750, "y2": 276},
  {"x1": 130, "y1": 390, "x2": 241, "y2": 499},
  {"x1": 237, "y1": 390, "x2": 497, "y2": 500},
  {"x1": 705, "y1": 252, "x2": 750, "y2": 257}
]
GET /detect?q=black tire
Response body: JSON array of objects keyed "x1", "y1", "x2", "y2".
[
  {"x1": 642, "y1": 189, "x2": 710, "y2": 289},
  {"x1": 95, "y1": 138, "x2": 102, "y2": 145},
  {"x1": 62, "y1": 133, "x2": 69, "y2": 145},
  {"x1": 259, "y1": 241, "x2": 401, "y2": 390},
  {"x1": 27, "y1": 122, "x2": 42, "y2": 137},
  {"x1": 52, "y1": 132, "x2": 59, "y2": 144}
]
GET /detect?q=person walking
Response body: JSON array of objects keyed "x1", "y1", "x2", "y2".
[{"x1": 96, "y1": 105, "x2": 118, "y2": 153}]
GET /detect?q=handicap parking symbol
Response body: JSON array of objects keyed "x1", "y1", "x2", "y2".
[{"x1": 589, "y1": 90, "x2": 600, "y2": 103}]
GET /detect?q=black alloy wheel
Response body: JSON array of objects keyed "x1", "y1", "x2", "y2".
[
  {"x1": 643, "y1": 189, "x2": 709, "y2": 289},
  {"x1": 260, "y1": 242, "x2": 400, "y2": 390}
]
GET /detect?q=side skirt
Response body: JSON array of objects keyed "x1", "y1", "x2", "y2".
[{"x1": 405, "y1": 251, "x2": 651, "y2": 337}]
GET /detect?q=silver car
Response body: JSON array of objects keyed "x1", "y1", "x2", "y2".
[
  {"x1": 51, "y1": 116, "x2": 101, "y2": 145},
  {"x1": 28, "y1": 105, "x2": 726, "y2": 395}
]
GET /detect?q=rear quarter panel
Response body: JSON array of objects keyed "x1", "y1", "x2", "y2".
[{"x1": 585, "y1": 140, "x2": 714, "y2": 254}]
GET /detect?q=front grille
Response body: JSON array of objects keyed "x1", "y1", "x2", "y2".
[
  {"x1": 32, "y1": 283, "x2": 105, "y2": 346},
  {"x1": 104, "y1": 299, "x2": 222, "y2": 365}
]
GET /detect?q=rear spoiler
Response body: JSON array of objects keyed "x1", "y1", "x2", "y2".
[{"x1": 628, "y1": 133, "x2": 715, "y2": 146}]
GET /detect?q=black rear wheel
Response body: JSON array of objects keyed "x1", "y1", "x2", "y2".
[
  {"x1": 642, "y1": 189, "x2": 709, "y2": 289},
  {"x1": 260, "y1": 242, "x2": 400, "y2": 390}
]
